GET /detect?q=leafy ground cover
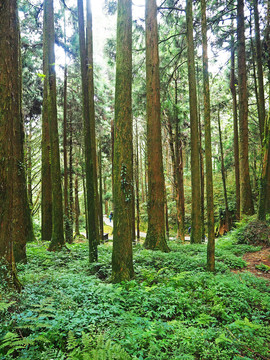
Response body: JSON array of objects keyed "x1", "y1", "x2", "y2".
[{"x1": 0, "y1": 237, "x2": 269, "y2": 360}]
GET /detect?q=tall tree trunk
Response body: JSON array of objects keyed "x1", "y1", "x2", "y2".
[
  {"x1": 186, "y1": 0, "x2": 202, "y2": 243},
  {"x1": 68, "y1": 116, "x2": 73, "y2": 242},
  {"x1": 44, "y1": 0, "x2": 65, "y2": 251},
  {"x1": 0, "y1": 0, "x2": 28, "y2": 288},
  {"x1": 254, "y1": 0, "x2": 266, "y2": 142},
  {"x1": 140, "y1": 143, "x2": 145, "y2": 203},
  {"x1": 112, "y1": 0, "x2": 135, "y2": 282},
  {"x1": 41, "y1": 5, "x2": 52, "y2": 242},
  {"x1": 78, "y1": 0, "x2": 98, "y2": 261},
  {"x1": 230, "y1": 25, "x2": 240, "y2": 221},
  {"x1": 74, "y1": 157, "x2": 80, "y2": 237},
  {"x1": 198, "y1": 112, "x2": 205, "y2": 240},
  {"x1": 258, "y1": 115, "x2": 270, "y2": 220},
  {"x1": 144, "y1": 0, "x2": 169, "y2": 252},
  {"x1": 201, "y1": 0, "x2": 215, "y2": 271},
  {"x1": 99, "y1": 143, "x2": 104, "y2": 240},
  {"x1": 217, "y1": 106, "x2": 230, "y2": 231},
  {"x1": 86, "y1": 0, "x2": 100, "y2": 244},
  {"x1": 27, "y1": 118, "x2": 33, "y2": 207},
  {"x1": 175, "y1": 80, "x2": 185, "y2": 243},
  {"x1": 63, "y1": 7, "x2": 72, "y2": 243},
  {"x1": 237, "y1": 0, "x2": 254, "y2": 216},
  {"x1": 135, "y1": 121, "x2": 140, "y2": 242}
]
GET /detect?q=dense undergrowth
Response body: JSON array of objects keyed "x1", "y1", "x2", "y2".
[{"x1": 0, "y1": 234, "x2": 269, "y2": 359}]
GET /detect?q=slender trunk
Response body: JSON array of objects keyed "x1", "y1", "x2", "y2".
[
  {"x1": 230, "y1": 26, "x2": 240, "y2": 221},
  {"x1": 44, "y1": 0, "x2": 65, "y2": 251},
  {"x1": 74, "y1": 158, "x2": 80, "y2": 237},
  {"x1": 112, "y1": 0, "x2": 134, "y2": 282},
  {"x1": 254, "y1": 0, "x2": 266, "y2": 142},
  {"x1": 217, "y1": 106, "x2": 230, "y2": 231},
  {"x1": 175, "y1": 80, "x2": 185, "y2": 243},
  {"x1": 27, "y1": 119, "x2": 33, "y2": 207},
  {"x1": 104, "y1": 177, "x2": 108, "y2": 214},
  {"x1": 68, "y1": 116, "x2": 73, "y2": 243},
  {"x1": 140, "y1": 143, "x2": 145, "y2": 203},
  {"x1": 237, "y1": 0, "x2": 254, "y2": 216},
  {"x1": 86, "y1": 0, "x2": 100, "y2": 244},
  {"x1": 78, "y1": 0, "x2": 98, "y2": 261},
  {"x1": 99, "y1": 144, "x2": 104, "y2": 240},
  {"x1": 201, "y1": 0, "x2": 215, "y2": 270},
  {"x1": 164, "y1": 185, "x2": 170, "y2": 239},
  {"x1": 144, "y1": 0, "x2": 169, "y2": 252},
  {"x1": 63, "y1": 8, "x2": 72, "y2": 243},
  {"x1": 135, "y1": 121, "x2": 140, "y2": 242},
  {"x1": 198, "y1": 112, "x2": 205, "y2": 239},
  {"x1": 186, "y1": 0, "x2": 202, "y2": 243}
]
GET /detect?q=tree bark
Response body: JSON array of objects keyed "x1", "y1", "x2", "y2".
[
  {"x1": 0, "y1": 0, "x2": 27, "y2": 289},
  {"x1": 230, "y1": 26, "x2": 240, "y2": 221},
  {"x1": 144, "y1": 0, "x2": 169, "y2": 252},
  {"x1": 237, "y1": 0, "x2": 254, "y2": 216},
  {"x1": 186, "y1": 0, "x2": 202, "y2": 243},
  {"x1": 78, "y1": 0, "x2": 98, "y2": 261},
  {"x1": 44, "y1": 0, "x2": 65, "y2": 251},
  {"x1": 111, "y1": 0, "x2": 135, "y2": 282}
]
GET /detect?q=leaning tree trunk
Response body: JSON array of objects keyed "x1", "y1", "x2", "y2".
[
  {"x1": 186, "y1": 0, "x2": 202, "y2": 243},
  {"x1": 144, "y1": 0, "x2": 169, "y2": 252},
  {"x1": 112, "y1": 0, "x2": 135, "y2": 282},
  {"x1": 237, "y1": 0, "x2": 254, "y2": 216}
]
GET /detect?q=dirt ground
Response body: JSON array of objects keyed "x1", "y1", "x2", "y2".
[{"x1": 234, "y1": 248, "x2": 270, "y2": 282}]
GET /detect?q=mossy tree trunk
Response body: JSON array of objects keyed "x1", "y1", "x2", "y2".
[
  {"x1": 0, "y1": 0, "x2": 27, "y2": 290},
  {"x1": 186, "y1": 0, "x2": 202, "y2": 243},
  {"x1": 43, "y1": 0, "x2": 65, "y2": 251},
  {"x1": 111, "y1": 0, "x2": 135, "y2": 282},
  {"x1": 201, "y1": 0, "x2": 215, "y2": 271},
  {"x1": 230, "y1": 24, "x2": 240, "y2": 221},
  {"x1": 144, "y1": 0, "x2": 169, "y2": 252},
  {"x1": 237, "y1": 0, "x2": 254, "y2": 216},
  {"x1": 77, "y1": 0, "x2": 98, "y2": 262}
]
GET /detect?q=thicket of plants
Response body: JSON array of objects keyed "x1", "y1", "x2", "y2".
[{"x1": 1, "y1": 228, "x2": 269, "y2": 360}]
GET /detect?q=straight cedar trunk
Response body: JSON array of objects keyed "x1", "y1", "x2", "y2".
[
  {"x1": 265, "y1": 0, "x2": 270, "y2": 213},
  {"x1": 112, "y1": 0, "x2": 135, "y2": 282},
  {"x1": 237, "y1": 0, "x2": 254, "y2": 216},
  {"x1": 0, "y1": 0, "x2": 25, "y2": 289},
  {"x1": 198, "y1": 113, "x2": 205, "y2": 240},
  {"x1": 144, "y1": 0, "x2": 169, "y2": 252},
  {"x1": 135, "y1": 121, "x2": 140, "y2": 242},
  {"x1": 167, "y1": 112, "x2": 185, "y2": 243},
  {"x1": 86, "y1": 0, "x2": 100, "y2": 244},
  {"x1": 201, "y1": 0, "x2": 215, "y2": 271},
  {"x1": 74, "y1": 160, "x2": 81, "y2": 237},
  {"x1": 68, "y1": 117, "x2": 73, "y2": 242},
  {"x1": 175, "y1": 80, "x2": 185, "y2": 243},
  {"x1": 98, "y1": 145, "x2": 104, "y2": 240},
  {"x1": 63, "y1": 15, "x2": 72, "y2": 244},
  {"x1": 258, "y1": 115, "x2": 270, "y2": 220},
  {"x1": 230, "y1": 26, "x2": 240, "y2": 221},
  {"x1": 254, "y1": 0, "x2": 266, "y2": 142},
  {"x1": 27, "y1": 119, "x2": 33, "y2": 207},
  {"x1": 44, "y1": 0, "x2": 65, "y2": 251},
  {"x1": 77, "y1": 0, "x2": 98, "y2": 262},
  {"x1": 186, "y1": 0, "x2": 202, "y2": 243},
  {"x1": 217, "y1": 106, "x2": 230, "y2": 231},
  {"x1": 41, "y1": 64, "x2": 52, "y2": 241}
]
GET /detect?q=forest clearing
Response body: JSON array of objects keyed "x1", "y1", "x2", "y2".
[{"x1": 1, "y1": 0, "x2": 270, "y2": 358}]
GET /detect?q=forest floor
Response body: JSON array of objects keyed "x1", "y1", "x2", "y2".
[
  {"x1": 1, "y1": 226, "x2": 269, "y2": 360},
  {"x1": 233, "y1": 247, "x2": 270, "y2": 281}
]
